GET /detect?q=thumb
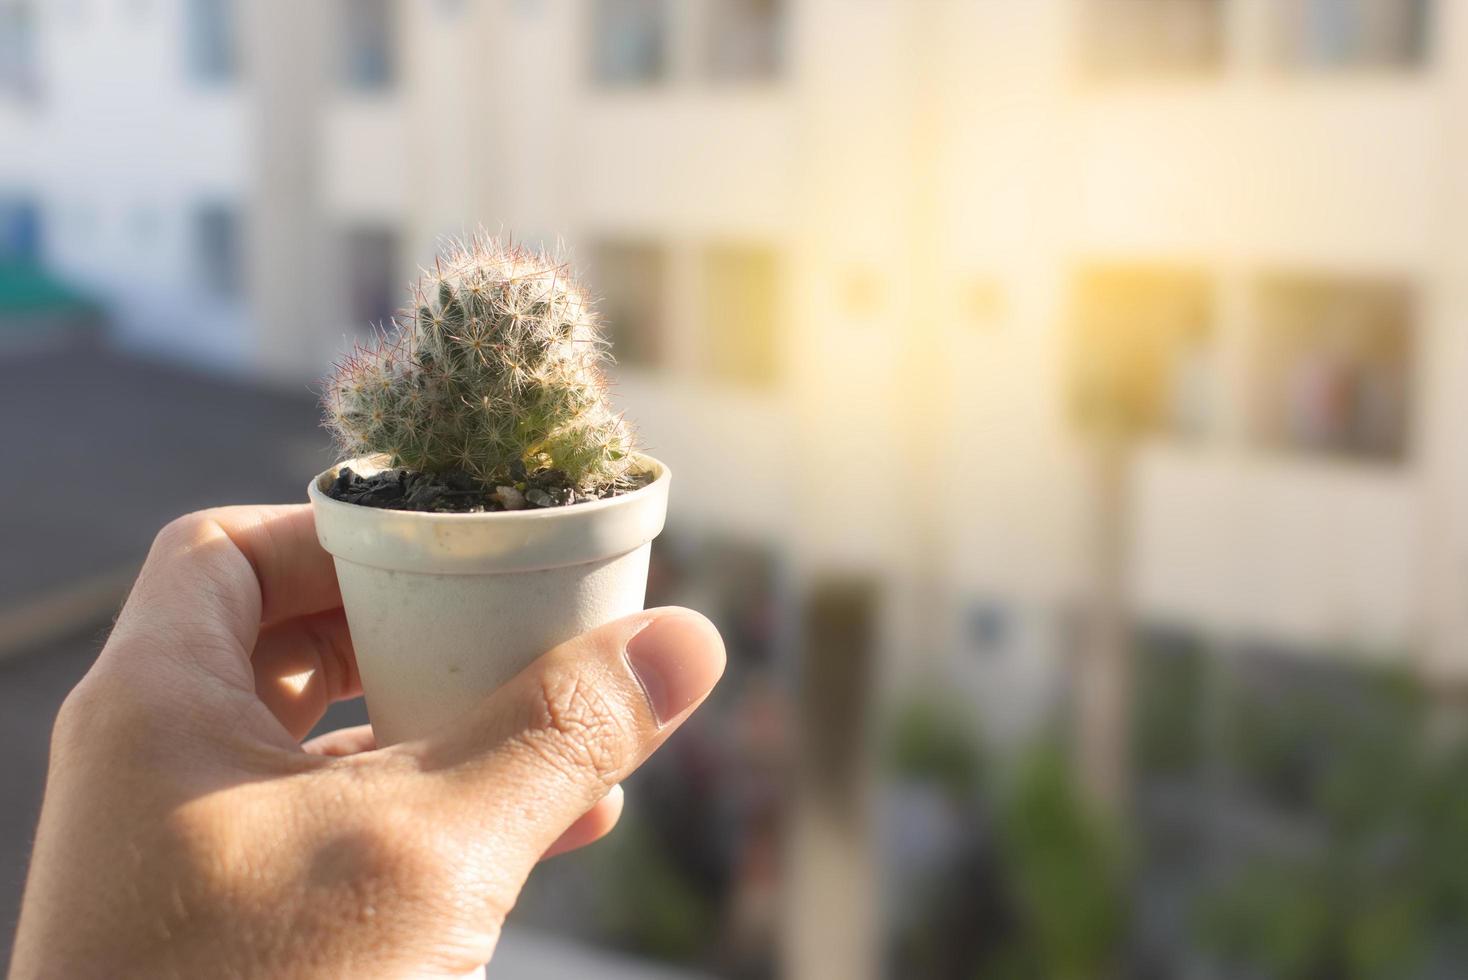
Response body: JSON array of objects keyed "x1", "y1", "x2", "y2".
[{"x1": 416, "y1": 607, "x2": 725, "y2": 870}]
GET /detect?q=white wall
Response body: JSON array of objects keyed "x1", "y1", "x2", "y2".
[
  {"x1": 30, "y1": 0, "x2": 249, "y2": 368},
  {"x1": 7, "y1": 0, "x2": 1462, "y2": 666}
]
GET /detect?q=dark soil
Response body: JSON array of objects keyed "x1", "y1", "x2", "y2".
[{"x1": 324, "y1": 461, "x2": 651, "y2": 513}]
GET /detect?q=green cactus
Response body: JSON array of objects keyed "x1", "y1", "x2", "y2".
[{"x1": 323, "y1": 234, "x2": 635, "y2": 493}]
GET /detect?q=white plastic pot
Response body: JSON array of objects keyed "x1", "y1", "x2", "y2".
[{"x1": 307, "y1": 454, "x2": 670, "y2": 746}]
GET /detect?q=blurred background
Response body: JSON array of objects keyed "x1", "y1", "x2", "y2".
[{"x1": 4, "y1": 0, "x2": 1468, "y2": 976}]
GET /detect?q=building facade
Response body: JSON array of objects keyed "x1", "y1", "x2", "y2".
[{"x1": 3, "y1": 0, "x2": 1465, "y2": 974}]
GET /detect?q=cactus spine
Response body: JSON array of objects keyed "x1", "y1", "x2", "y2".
[{"x1": 323, "y1": 235, "x2": 634, "y2": 493}]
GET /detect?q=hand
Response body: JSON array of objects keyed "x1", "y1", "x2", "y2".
[{"x1": 9, "y1": 506, "x2": 725, "y2": 979}]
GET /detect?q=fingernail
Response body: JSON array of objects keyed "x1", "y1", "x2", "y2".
[{"x1": 624, "y1": 614, "x2": 724, "y2": 726}]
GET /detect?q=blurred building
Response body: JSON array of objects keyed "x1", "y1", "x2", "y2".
[{"x1": 3, "y1": 0, "x2": 1467, "y2": 976}]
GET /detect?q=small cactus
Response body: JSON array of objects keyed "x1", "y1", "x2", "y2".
[{"x1": 323, "y1": 234, "x2": 635, "y2": 493}]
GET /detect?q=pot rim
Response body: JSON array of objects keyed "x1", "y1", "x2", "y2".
[
  {"x1": 307, "y1": 452, "x2": 669, "y2": 522},
  {"x1": 307, "y1": 453, "x2": 671, "y2": 574}
]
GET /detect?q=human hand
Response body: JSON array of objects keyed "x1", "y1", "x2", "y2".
[{"x1": 9, "y1": 505, "x2": 725, "y2": 979}]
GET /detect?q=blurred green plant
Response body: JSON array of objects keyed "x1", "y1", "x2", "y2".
[
  {"x1": 1131, "y1": 631, "x2": 1207, "y2": 778},
  {"x1": 884, "y1": 695, "x2": 986, "y2": 798},
  {"x1": 1195, "y1": 664, "x2": 1468, "y2": 978},
  {"x1": 882, "y1": 699, "x2": 1127, "y2": 980},
  {"x1": 587, "y1": 810, "x2": 715, "y2": 963},
  {"x1": 994, "y1": 744, "x2": 1127, "y2": 980}
]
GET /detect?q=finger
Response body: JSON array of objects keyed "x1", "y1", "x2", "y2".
[
  {"x1": 419, "y1": 608, "x2": 724, "y2": 866},
  {"x1": 252, "y1": 609, "x2": 363, "y2": 741},
  {"x1": 303, "y1": 724, "x2": 377, "y2": 757},
  {"x1": 108, "y1": 506, "x2": 341, "y2": 684},
  {"x1": 542, "y1": 785, "x2": 624, "y2": 860},
  {"x1": 205, "y1": 505, "x2": 343, "y2": 626}
]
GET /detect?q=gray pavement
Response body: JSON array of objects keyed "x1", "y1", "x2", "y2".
[{"x1": 0, "y1": 345, "x2": 332, "y2": 612}]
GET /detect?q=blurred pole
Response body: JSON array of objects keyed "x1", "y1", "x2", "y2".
[
  {"x1": 787, "y1": 578, "x2": 880, "y2": 980},
  {"x1": 1075, "y1": 430, "x2": 1134, "y2": 814},
  {"x1": 902, "y1": 0, "x2": 954, "y2": 690},
  {"x1": 1068, "y1": 280, "x2": 1205, "y2": 816},
  {"x1": 1422, "y1": 0, "x2": 1468, "y2": 691},
  {"x1": 779, "y1": 0, "x2": 953, "y2": 972},
  {"x1": 244, "y1": 0, "x2": 331, "y2": 382}
]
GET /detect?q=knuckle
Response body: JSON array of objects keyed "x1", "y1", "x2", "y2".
[
  {"x1": 524, "y1": 669, "x2": 638, "y2": 785},
  {"x1": 152, "y1": 511, "x2": 214, "y2": 554},
  {"x1": 51, "y1": 670, "x2": 175, "y2": 770},
  {"x1": 51, "y1": 677, "x2": 104, "y2": 749},
  {"x1": 52, "y1": 670, "x2": 147, "y2": 748}
]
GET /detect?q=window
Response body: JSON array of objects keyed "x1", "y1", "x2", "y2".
[
  {"x1": 1080, "y1": 0, "x2": 1226, "y2": 76},
  {"x1": 591, "y1": 239, "x2": 666, "y2": 370},
  {"x1": 0, "y1": 1, "x2": 38, "y2": 99},
  {"x1": 590, "y1": 0, "x2": 667, "y2": 86},
  {"x1": 0, "y1": 199, "x2": 41, "y2": 263},
  {"x1": 964, "y1": 598, "x2": 1012, "y2": 656},
  {"x1": 343, "y1": 226, "x2": 400, "y2": 329},
  {"x1": 194, "y1": 203, "x2": 243, "y2": 300},
  {"x1": 342, "y1": 0, "x2": 396, "y2": 92},
  {"x1": 705, "y1": 0, "x2": 783, "y2": 82},
  {"x1": 185, "y1": 0, "x2": 238, "y2": 84},
  {"x1": 1271, "y1": 0, "x2": 1430, "y2": 69},
  {"x1": 702, "y1": 244, "x2": 779, "y2": 388},
  {"x1": 1250, "y1": 274, "x2": 1411, "y2": 462},
  {"x1": 1068, "y1": 264, "x2": 1215, "y2": 439}
]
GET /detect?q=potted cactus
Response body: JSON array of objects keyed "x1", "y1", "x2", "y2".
[{"x1": 307, "y1": 235, "x2": 670, "y2": 746}]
